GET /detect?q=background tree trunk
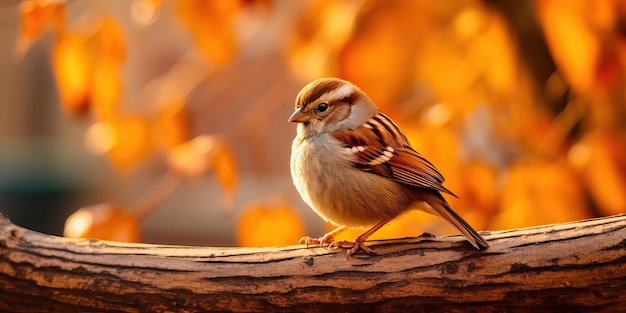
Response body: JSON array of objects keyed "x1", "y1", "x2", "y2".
[{"x1": 0, "y1": 213, "x2": 625, "y2": 312}]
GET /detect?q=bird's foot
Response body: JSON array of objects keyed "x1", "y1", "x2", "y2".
[
  {"x1": 329, "y1": 238, "x2": 377, "y2": 260},
  {"x1": 298, "y1": 233, "x2": 336, "y2": 248}
]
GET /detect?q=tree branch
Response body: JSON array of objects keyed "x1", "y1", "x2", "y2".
[{"x1": 1, "y1": 213, "x2": 625, "y2": 312}]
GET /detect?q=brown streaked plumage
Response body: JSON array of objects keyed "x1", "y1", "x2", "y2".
[{"x1": 289, "y1": 78, "x2": 488, "y2": 258}]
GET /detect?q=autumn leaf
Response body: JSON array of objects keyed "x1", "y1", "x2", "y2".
[
  {"x1": 16, "y1": 0, "x2": 66, "y2": 58},
  {"x1": 52, "y1": 17, "x2": 125, "y2": 118},
  {"x1": 64, "y1": 203, "x2": 141, "y2": 242},
  {"x1": 52, "y1": 32, "x2": 95, "y2": 116},
  {"x1": 91, "y1": 18, "x2": 125, "y2": 119},
  {"x1": 535, "y1": 0, "x2": 598, "y2": 94},
  {"x1": 85, "y1": 117, "x2": 154, "y2": 169}
]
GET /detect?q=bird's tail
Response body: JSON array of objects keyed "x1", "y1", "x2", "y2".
[{"x1": 433, "y1": 200, "x2": 489, "y2": 249}]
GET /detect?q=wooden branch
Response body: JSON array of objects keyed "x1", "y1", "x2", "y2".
[{"x1": 1, "y1": 213, "x2": 625, "y2": 312}]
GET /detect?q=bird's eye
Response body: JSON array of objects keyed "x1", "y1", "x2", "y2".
[{"x1": 316, "y1": 102, "x2": 329, "y2": 114}]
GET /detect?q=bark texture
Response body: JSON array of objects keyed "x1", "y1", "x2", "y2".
[{"x1": 0, "y1": 213, "x2": 625, "y2": 312}]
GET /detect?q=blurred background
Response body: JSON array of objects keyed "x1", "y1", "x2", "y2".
[{"x1": 1, "y1": 0, "x2": 625, "y2": 247}]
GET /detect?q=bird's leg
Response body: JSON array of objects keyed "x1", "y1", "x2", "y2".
[
  {"x1": 299, "y1": 226, "x2": 347, "y2": 247},
  {"x1": 329, "y1": 218, "x2": 393, "y2": 258}
]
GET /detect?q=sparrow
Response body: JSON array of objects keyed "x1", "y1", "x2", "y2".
[{"x1": 289, "y1": 78, "x2": 489, "y2": 258}]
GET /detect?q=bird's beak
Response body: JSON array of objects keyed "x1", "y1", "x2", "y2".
[{"x1": 288, "y1": 108, "x2": 309, "y2": 123}]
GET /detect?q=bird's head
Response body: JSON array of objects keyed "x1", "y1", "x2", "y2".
[{"x1": 289, "y1": 78, "x2": 377, "y2": 136}]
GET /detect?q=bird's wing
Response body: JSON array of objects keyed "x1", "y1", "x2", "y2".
[{"x1": 331, "y1": 112, "x2": 457, "y2": 197}]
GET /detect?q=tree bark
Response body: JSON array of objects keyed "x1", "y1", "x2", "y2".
[{"x1": 0, "y1": 213, "x2": 625, "y2": 313}]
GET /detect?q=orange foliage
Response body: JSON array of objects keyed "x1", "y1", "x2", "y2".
[
  {"x1": 573, "y1": 130, "x2": 626, "y2": 216},
  {"x1": 91, "y1": 18, "x2": 125, "y2": 120},
  {"x1": 176, "y1": 0, "x2": 240, "y2": 64},
  {"x1": 84, "y1": 117, "x2": 154, "y2": 169},
  {"x1": 52, "y1": 32, "x2": 93, "y2": 116},
  {"x1": 536, "y1": 0, "x2": 626, "y2": 125},
  {"x1": 535, "y1": 0, "x2": 600, "y2": 95},
  {"x1": 64, "y1": 203, "x2": 141, "y2": 242},
  {"x1": 494, "y1": 161, "x2": 588, "y2": 230},
  {"x1": 52, "y1": 18, "x2": 125, "y2": 118},
  {"x1": 16, "y1": 0, "x2": 65, "y2": 57},
  {"x1": 105, "y1": 117, "x2": 154, "y2": 169}
]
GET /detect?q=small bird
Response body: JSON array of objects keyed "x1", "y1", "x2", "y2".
[{"x1": 289, "y1": 78, "x2": 488, "y2": 258}]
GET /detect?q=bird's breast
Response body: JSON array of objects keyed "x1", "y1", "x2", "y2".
[{"x1": 290, "y1": 134, "x2": 412, "y2": 228}]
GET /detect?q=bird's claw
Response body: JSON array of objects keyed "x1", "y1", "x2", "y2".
[
  {"x1": 301, "y1": 235, "x2": 376, "y2": 260},
  {"x1": 298, "y1": 234, "x2": 336, "y2": 248},
  {"x1": 329, "y1": 238, "x2": 377, "y2": 260}
]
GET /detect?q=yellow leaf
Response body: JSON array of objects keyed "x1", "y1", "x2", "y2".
[
  {"x1": 52, "y1": 17, "x2": 125, "y2": 118},
  {"x1": 16, "y1": 0, "x2": 66, "y2": 57},
  {"x1": 64, "y1": 203, "x2": 141, "y2": 242},
  {"x1": 85, "y1": 117, "x2": 153, "y2": 169},
  {"x1": 535, "y1": 0, "x2": 598, "y2": 94},
  {"x1": 109, "y1": 117, "x2": 153, "y2": 168},
  {"x1": 52, "y1": 32, "x2": 95, "y2": 116}
]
